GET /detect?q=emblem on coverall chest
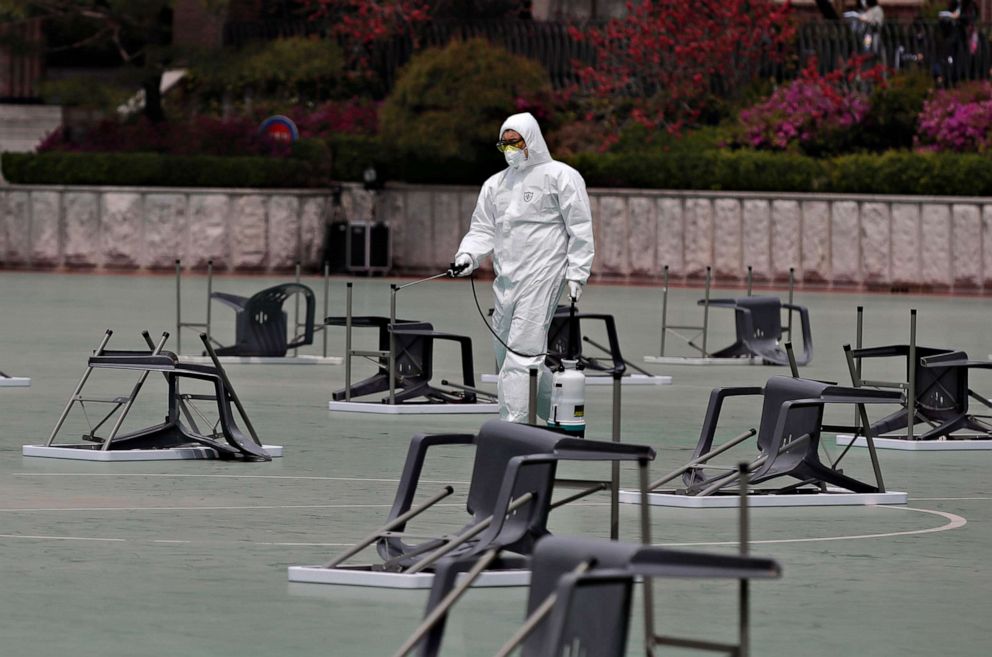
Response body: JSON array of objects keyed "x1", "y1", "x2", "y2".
[{"x1": 523, "y1": 191, "x2": 534, "y2": 202}]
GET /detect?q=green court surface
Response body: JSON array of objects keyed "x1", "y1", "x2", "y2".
[{"x1": 1, "y1": 270, "x2": 989, "y2": 657}]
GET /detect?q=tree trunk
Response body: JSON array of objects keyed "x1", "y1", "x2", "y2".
[{"x1": 143, "y1": 72, "x2": 165, "y2": 123}]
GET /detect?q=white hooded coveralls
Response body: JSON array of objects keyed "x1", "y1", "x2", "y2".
[{"x1": 456, "y1": 112, "x2": 595, "y2": 422}]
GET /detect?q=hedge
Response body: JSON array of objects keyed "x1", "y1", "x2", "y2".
[
  {"x1": 0, "y1": 151, "x2": 328, "y2": 188},
  {"x1": 7, "y1": 145, "x2": 992, "y2": 196},
  {"x1": 567, "y1": 149, "x2": 992, "y2": 196}
]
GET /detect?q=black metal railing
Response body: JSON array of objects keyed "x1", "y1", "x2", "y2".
[
  {"x1": 223, "y1": 18, "x2": 992, "y2": 97},
  {"x1": 223, "y1": 19, "x2": 598, "y2": 89},
  {"x1": 799, "y1": 19, "x2": 992, "y2": 85}
]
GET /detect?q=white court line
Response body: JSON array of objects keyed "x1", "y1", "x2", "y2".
[
  {"x1": 0, "y1": 502, "x2": 605, "y2": 514},
  {"x1": 658, "y1": 506, "x2": 966, "y2": 548},
  {"x1": 0, "y1": 506, "x2": 962, "y2": 547},
  {"x1": 0, "y1": 533, "x2": 125, "y2": 543},
  {"x1": 12, "y1": 472, "x2": 468, "y2": 485},
  {"x1": 257, "y1": 541, "x2": 353, "y2": 547},
  {"x1": 911, "y1": 497, "x2": 992, "y2": 501},
  {"x1": 0, "y1": 503, "x2": 451, "y2": 513}
]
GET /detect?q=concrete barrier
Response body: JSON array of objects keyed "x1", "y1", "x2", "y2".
[{"x1": 2, "y1": 181, "x2": 991, "y2": 291}]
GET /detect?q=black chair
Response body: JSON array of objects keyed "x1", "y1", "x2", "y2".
[
  {"x1": 211, "y1": 283, "x2": 315, "y2": 357},
  {"x1": 705, "y1": 296, "x2": 813, "y2": 366},
  {"x1": 545, "y1": 306, "x2": 626, "y2": 376},
  {"x1": 46, "y1": 336, "x2": 270, "y2": 461},
  {"x1": 680, "y1": 375, "x2": 901, "y2": 495},
  {"x1": 406, "y1": 535, "x2": 781, "y2": 657},
  {"x1": 851, "y1": 345, "x2": 992, "y2": 440},
  {"x1": 327, "y1": 315, "x2": 481, "y2": 404},
  {"x1": 318, "y1": 420, "x2": 654, "y2": 577}
]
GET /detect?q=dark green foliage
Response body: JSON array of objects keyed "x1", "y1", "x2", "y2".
[
  {"x1": 380, "y1": 37, "x2": 553, "y2": 182},
  {"x1": 187, "y1": 37, "x2": 351, "y2": 109},
  {"x1": 829, "y1": 151, "x2": 992, "y2": 195},
  {"x1": 569, "y1": 150, "x2": 824, "y2": 193},
  {"x1": 325, "y1": 134, "x2": 391, "y2": 182},
  {"x1": 1, "y1": 151, "x2": 328, "y2": 188},
  {"x1": 854, "y1": 73, "x2": 933, "y2": 152},
  {"x1": 566, "y1": 148, "x2": 992, "y2": 196},
  {"x1": 10, "y1": 136, "x2": 992, "y2": 196}
]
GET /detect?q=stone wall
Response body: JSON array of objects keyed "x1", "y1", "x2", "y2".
[
  {"x1": 3, "y1": 182, "x2": 992, "y2": 291},
  {"x1": 0, "y1": 184, "x2": 370, "y2": 271},
  {"x1": 383, "y1": 185, "x2": 992, "y2": 291}
]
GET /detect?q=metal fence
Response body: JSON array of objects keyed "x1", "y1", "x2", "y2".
[
  {"x1": 223, "y1": 18, "x2": 992, "y2": 97},
  {"x1": 799, "y1": 19, "x2": 992, "y2": 85},
  {"x1": 223, "y1": 19, "x2": 597, "y2": 89},
  {"x1": 0, "y1": 18, "x2": 43, "y2": 100}
]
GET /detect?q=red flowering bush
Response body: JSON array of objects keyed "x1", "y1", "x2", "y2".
[
  {"x1": 291, "y1": 99, "x2": 380, "y2": 138},
  {"x1": 738, "y1": 61, "x2": 883, "y2": 155},
  {"x1": 39, "y1": 99, "x2": 380, "y2": 157},
  {"x1": 39, "y1": 116, "x2": 278, "y2": 156},
  {"x1": 569, "y1": 0, "x2": 795, "y2": 136},
  {"x1": 916, "y1": 82, "x2": 992, "y2": 152}
]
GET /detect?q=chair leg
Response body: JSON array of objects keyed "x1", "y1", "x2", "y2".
[
  {"x1": 331, "y1": 373, "x2": 390, "y2": 401},
  {"x1": 917, "y1": 414, "x2": 968, "y2": 441},
  {"x1": 869, "y1": 407, "x2": 910, "y2": 437}
]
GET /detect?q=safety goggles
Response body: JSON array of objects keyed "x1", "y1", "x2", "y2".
[{"x1": 496, "y1": 138, "x2": 524, "y2": 153}]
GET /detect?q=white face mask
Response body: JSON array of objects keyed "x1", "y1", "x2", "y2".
[{"x1": 504, "y1": 147, "x2": 526, "y2": 169}]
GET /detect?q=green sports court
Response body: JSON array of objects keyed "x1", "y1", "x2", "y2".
[{"x1": 1, "y1": 270, "x2": 989, "y2": 656}]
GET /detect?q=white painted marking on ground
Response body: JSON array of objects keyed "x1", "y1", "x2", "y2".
[
  {"x1": 12, "y1": 472, "x2": 468, "y2": 485},
  {"x1": 658, "y1": 506, "x2": 966, "y2": 548},
  {"x1": 0, "y1": 502, "x2": 604, "y2": 514},
  {"x1": 0, "y1": 533, "x2": 125, "y2": 542},
  {"x1": 257, "y1": 541, "x2": 353, "y2": 547},
  {"x1": 0, "y1": 503, "x2": 456, "y2": 512},
  {"x1": 0, "y1": 506, "x2": 956, "y2": 548},
  {"x1": 911, "y1": 497, "x2": 992, "y2": 501}
]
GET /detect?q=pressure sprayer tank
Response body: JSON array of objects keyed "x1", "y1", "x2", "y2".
[{"x1": 548, "y1": 359, "x2": 586, "y2": 436}]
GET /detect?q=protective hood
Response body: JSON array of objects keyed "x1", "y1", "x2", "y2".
[{"x1": 499, "y1": 112, "x2": 553, "y2": 170}]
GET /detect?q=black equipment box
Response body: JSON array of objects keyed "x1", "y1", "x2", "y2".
[{"x1": 347, "y1": 221, "x2": 390, "y2": 275}]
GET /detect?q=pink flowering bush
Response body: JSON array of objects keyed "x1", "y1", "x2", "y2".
[
  {"x1": 738, "y1": 62, "x2": 878, "y2": 155},
  {"x1": 916, "y1": 82, "x2": 992, "y2": 153}
]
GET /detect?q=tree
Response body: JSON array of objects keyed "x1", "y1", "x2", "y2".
[
  {"x1": 380, "y1": 37, "x2": 553, "y2": 182},
  {"x1": 0, "y1": 1, "x2": 226, "y2": 122},
  {"x1": 569, "y1": 0, "x2": 796, "y2": 136},
  {"x1": 293, "y1": 0, "x2": 526, "y2": 70}
]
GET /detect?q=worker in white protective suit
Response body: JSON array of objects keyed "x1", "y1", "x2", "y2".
[{"x1": 452, "y1": 112, "x2": 594, "y2": 423}]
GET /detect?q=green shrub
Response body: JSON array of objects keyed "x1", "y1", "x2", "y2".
[
  {"x1": 9, "y1": 142, "x2": 992, "y2": 196},
  {"x1": 854, "y1": 72, "x2": 932, "y2": 152},
  {"x1": 568, "y1": 149, "x2": 824, "y2": 192},
  {"x1": 712, "y1": 151, "x2": 826, "y2": 192},
  {"x1": 188, "y1": 36, "x2": 350, "y2": 106},
  {"x1": 380, "y1": 37, "x2": 553, "y2": 182},
  {"x1": 1, "y1": 151, "x2": 328, "y2": 188},
  {"x1": 325, "y1": 134, "x2": 390, "y2": 182},
  {"x1": 566, "y1": 148, "x2": 992, "y2": 195}
]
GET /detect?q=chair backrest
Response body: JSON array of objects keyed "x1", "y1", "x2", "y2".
[
  {"x1": 911, "y1": 348, "x2": 969, "y2": 418},
  {"x1": 523, "y1": 536, "x2": 639, "y2": 657},
  {"x1": 546, "y1": 307, "x2": 626, "y2": 374},
  {"x1": 755, "y1": 376, "x2": 829, "y2": 463},
  {"x1": 240, "y1": 284, "x2": 315, "y2": 356},
  {"x1": 465, "y1": 421, "x2": 564, "y2": 552},
  {"x1": 530, "y1": 574, "x2": 633, "y2": 657},
  {"x1": 390, "y1": 321, "x2": 434, "y2": 383},
  {"x1": 735, "y1": 296, "x2": 783, "y2": 343},
  {"x1": 546, "y1": 305, "x2": 583, "y2": 365}
]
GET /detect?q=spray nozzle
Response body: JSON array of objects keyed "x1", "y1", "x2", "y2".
[{"x1": 447, "y1": 261, "x2": 469, "y2": 277}]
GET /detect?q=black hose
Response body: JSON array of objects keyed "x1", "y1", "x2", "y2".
[{"x1": 468, "y1": 274, "x2": 551, "y2": 359}]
